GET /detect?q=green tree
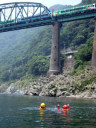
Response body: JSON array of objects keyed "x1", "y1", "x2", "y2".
[
  {"x1": 72, "y1": 35, "x2": 85, "y2": 46},
  {"x1": 28, "y1": 56, "x2": 49, "y2": 76},
  {"x1": 1, "y1": 71, "x2": 10, "y2": 82},
  {"x1": 74, "y1": 37, "x2": 93, "y2": 69}
]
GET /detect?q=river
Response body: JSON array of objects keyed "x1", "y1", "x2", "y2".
[{"x1": 0, "y1": 94, "x2": 96, "y2": 128}]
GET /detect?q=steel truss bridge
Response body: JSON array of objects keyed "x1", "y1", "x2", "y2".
[{"x1": 0, "y1": 2, "x2": 96, "y2": 32}]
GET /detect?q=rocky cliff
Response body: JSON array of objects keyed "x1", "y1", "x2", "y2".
[{"x1": 2, "y1": 56, "x2": 96, "y2": 99}]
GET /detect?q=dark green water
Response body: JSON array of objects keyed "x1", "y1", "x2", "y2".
[{"x1": 0, "y1": 94, "x2": 96, "y2": 128}]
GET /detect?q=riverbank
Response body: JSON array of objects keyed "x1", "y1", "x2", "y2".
[
  {"x1": 24, "y1": 58, "x2": 96, "y2": 98},
  {"x1": 0, "y1": 65, "x2": 96, "y2": 99}
]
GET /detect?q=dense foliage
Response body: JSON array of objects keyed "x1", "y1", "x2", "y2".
[
  {"x1": 74, "y1": 37, "x2": 93, "y2": 70},
  {"x1": 28, "y1": 56, "x2": 49, "y2": 76},
  {"x1": 0, "y1": 0, "x2": 95, "y2": 82}
]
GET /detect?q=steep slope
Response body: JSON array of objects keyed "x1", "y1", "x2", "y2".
[{"x1": 0, "y1": 27, "x2": 41, "y2": 66}]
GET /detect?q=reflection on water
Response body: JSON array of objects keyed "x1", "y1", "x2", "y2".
[
  {"x1": 40, "y1": 110, "x2": 45, "y2": 128},
  {"x1": 0, "y1": 94, "x2": 96, "y2": 128}
]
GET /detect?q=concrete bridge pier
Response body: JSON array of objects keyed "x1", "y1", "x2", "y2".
[
  {"x1": 91, "y1": 18, "x2": 96, "y2": 67},
  {"x1": 47, "y1": 21, "x2": 61, "y2": 76}
]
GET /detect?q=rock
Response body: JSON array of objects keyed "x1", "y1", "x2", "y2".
[
  {"x1": 80, "y1": 91, "x2": 91, "y2": 98},
  {"x1": 6, "y1": 83, "x2": 15, "y2": 93},
  {"x1": 56, "y1": 89, "x2": 62, "y2": 97},
  {"x1": 48, "y1": 88, "x2": 57, "y2": 97},
  {"x1": 14, "y1": 90, "x2": 24, "y2": 95},
  {"x1": 39, "y1": 88, "x2": 49, "y2": 96}
]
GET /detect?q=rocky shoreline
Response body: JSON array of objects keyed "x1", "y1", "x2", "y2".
[
  {"x1": 25, "y1": 66, "x2": 96, "y2": 98},
  {"x1": 1, "y1": 66, "x2": 96, "y2": 99}
]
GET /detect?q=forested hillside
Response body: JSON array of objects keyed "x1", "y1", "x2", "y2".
[
  {"x1": 0, "y1": 27, "x2": 42, "y2": 66},
  {"x1": 0, "y1": 0, "x2": 95, "y2": 83}
]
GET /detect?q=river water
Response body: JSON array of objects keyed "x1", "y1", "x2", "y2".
[{"x1": 0, "y1": 94, "x2": 96, "y2": 128}]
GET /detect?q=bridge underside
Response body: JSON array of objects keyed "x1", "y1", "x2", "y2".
[
  {"x1": 1, "y1": 13, "x2": 96, "y2": 33},
  {"x1": 0, "y1": 19, "x2": 52, "y2": 32},
  {"x1": 55, "y1": 12, "x2": 96, "y2": 23}
]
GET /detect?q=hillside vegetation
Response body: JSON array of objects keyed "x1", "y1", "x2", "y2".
[{"x1": 0, "y1": 0, "x2": 96, "y2": 84}]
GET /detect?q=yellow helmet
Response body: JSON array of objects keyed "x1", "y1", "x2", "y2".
[{"x1": 40, "y1": 103, "x2": 45, "y2": 108}]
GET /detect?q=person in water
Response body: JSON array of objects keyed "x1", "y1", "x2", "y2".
[
  {"x1": 61, "y1": 104, "x2": 70, "y2": 111},
  {"x1": 67, "y1": 104, "x2": 70, "y2": 111},
  {"x1": 57, "y1": 104, "x2": 60, "y2": 111},
  {"x1": 40, "y1": 103, "x2": 46, "y2": 110}
]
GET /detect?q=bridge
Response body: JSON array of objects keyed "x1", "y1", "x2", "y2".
[
  {"x1": 0, "y1": 2, "x2": 52, "y2": 32},
  {"x1": 0, "y1": 2, "x2": 96, "y2": 75},
  {"x1": 0, "y1": 2, "x2": 96, "y2": 32}
]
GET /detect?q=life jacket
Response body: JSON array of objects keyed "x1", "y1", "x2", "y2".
[
  {"x1": 61, "y1": 108, "x2": 69, "y2": 111},
  {"x1": 40, "y1": 107, "x2": 46, "y2": 110},
  {"x1": 67, "y1": 107, "x2": 70, "y2": 111}
]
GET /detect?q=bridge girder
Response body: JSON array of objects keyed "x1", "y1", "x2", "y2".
[{"x1": 0, "y1": 2, "x2": 51, "y2": 24}]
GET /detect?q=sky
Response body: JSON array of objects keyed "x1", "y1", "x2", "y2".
[{"x1": 0, "y1": 0, "x2": 82, "y2": 8}]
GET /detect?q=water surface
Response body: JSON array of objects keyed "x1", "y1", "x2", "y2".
[{"x1": 0, "y1": 94, "x2": 96, "y2": 128}]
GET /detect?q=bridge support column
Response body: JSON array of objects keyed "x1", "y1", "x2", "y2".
[
  {"x1": 91, "y1": 18, "x2": 96, "y2": 67},
  {"x1": 48, "y1": 21, "x2": 61, "y2": 76}
]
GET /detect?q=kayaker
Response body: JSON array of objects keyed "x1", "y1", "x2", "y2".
[{"x1": 40, "y1": 103, "x2": 46, "y2": 110}]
